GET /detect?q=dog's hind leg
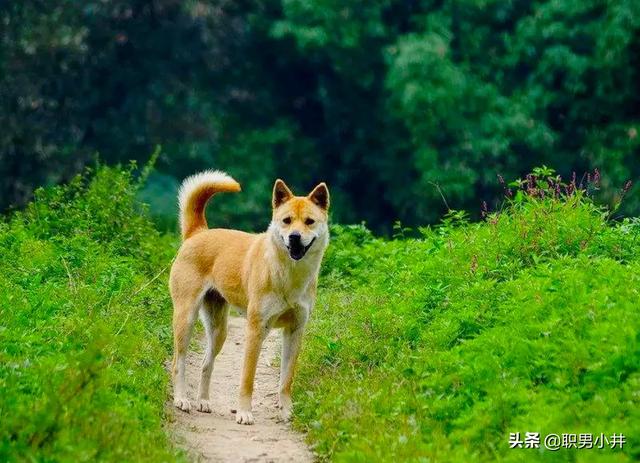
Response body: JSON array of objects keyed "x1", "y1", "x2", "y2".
[
  {"x1": 171, "y1": 287, "x2": 202, "y2": 413},
  {"x1": 197, "y1": 290, "x2": 229, "y2": 413}
]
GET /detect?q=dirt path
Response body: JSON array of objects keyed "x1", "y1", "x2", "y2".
[{"x1": 169, "y1": 316, "x2": 314, "y2": 462}]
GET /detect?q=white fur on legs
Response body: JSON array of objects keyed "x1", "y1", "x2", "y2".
[
  {"x1": 172, "y1": 297, "x2": 200, "y2": 414},
  {"x1": 236, "y1": 409, "x2": 255, "y2": 425},
  {"x1": 197, "y1": 302, "x2": 229, "y2": 413},
  {"x1": 173, "y1": 349, "x2": 192, "y2": 412},
  {"x1": 197, "y1": 306, "x2": 214, "y2": 413}
]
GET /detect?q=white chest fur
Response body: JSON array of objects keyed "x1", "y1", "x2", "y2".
[{"x1": 271, "y1": 254, "x2": 318, "y2": 308}]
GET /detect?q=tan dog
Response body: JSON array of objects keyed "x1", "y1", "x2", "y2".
[{"x1": 169, "y1": 170, "x2": 330, "y2": 425}]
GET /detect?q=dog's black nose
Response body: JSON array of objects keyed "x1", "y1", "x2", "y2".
[
  {"x1": 287, "y1": 231, "x2": 311, "y2": 261},
  {"x1": 289, "y1": 232, "x2": 301, "y2": 244}
]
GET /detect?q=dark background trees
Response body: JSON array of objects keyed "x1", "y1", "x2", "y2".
[{"x1": 1, "y1": 0, "x2": 638, "y2": 233}]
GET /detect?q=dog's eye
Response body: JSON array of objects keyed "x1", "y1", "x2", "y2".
[
  {"x1": 305, "y1": 218, "x2": 315, "y2": 225},
  {"x1": 283, "y1": 217, "x2": 292, "y2": 224}
]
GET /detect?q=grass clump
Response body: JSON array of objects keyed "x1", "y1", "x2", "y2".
[
  {"x1": 0, "y1": 165, "x2": 181, "y2": 462},
  {"x1": 295, "y1": 173, "x2": 640, "y2": 462}
]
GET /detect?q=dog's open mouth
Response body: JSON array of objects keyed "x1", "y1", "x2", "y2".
[{"x1": 286, "y1": 237, "x2": 316, "y2": 261}]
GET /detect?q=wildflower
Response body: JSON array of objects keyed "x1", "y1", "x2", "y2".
[
  {"x1": 498, "y1": 174, "x2": 512, "y2": 198},
  {"x1": 566, "y1": 182, "x2": 575, "y2": 196},
  {"x1": 526, "y1": 174, "x2": 534, "y2": 190},
  {"x1": 616, "y1": 180, "x2": 633, "y2": 208}
]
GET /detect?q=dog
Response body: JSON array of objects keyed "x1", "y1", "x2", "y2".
[{"x1": 169, "y1": 170, "x2": 330, "y2": 425}]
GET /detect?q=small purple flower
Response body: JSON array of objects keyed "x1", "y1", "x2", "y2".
[
  {"x1": 618, "y1": 179, "x2": 633, "y2": 206},
  {"x1": 498, "y1": 174, "x2": 513, "y2": 199},
  {"x1": 566, "y1": 183, "x2": 575, "y2": 196},
  {"x1": 526, "y1": 174, "x2": 534, "y2": 191}
]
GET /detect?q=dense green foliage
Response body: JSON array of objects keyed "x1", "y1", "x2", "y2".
[
  {"x1": 2, "y1": 1, "x2": 638, "y2": 232},
  {"x1": 1, "y1": 158, "x2": 638, "y2": 461},
  {"x1": 0, "y1": 166, "x2": 181, "y2": 462},
  {"x1": 295, "y1": 183, "x2": 640, "y2": 461}
]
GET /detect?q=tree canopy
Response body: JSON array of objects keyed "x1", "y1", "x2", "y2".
[{"x1": 1, "y1": 0, "x2": 638, "y2": 232}]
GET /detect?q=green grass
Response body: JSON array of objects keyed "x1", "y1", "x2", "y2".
[
  {"x1": 2, "y1": 166, "x2": 639, "y2": 462},
  {"x1": 0, "y1": 166, "x2": 182, "y2": 462},
  {"x1": 294, "y1": 190, "x2": 640, "y2": 462}
]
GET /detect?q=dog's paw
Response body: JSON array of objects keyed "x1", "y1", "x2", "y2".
[
  {"x1": 174, "y1": 397, "x2": 191, "y2": 412},
  {"x1": 196, "y1": 399, "x2": 212, "y2": 413},
  {"x1": 278, "y1": 395, "x2": 293, "y2": 422},
  {"x1": 280, "y1": 406, "x2": 293, "y2": 422},
  {"x1": 235, "y1": 409, "x2": 255, "y2": 425}
]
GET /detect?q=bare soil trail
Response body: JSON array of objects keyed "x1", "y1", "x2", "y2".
[{"x1": 169, "y1": 316, "x2": 314, "y2": 463}]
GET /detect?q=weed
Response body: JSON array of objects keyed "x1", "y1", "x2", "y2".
[
  {"x1": 295, "y1": 172, "x2": 640, "y2": 462},
  {"x1": 0, "y1": 165, "x2": 182, "y2": 462}
]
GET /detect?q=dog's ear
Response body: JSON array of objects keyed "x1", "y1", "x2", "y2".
[
  {"x1": 308, "y1": 182, "x2": 330, "y2": 210},
  {"x1": 272, "y1": 179, "x2": 294, "y2": 209}
]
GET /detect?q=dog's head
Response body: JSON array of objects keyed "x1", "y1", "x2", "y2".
[{"x1": 270, "y1": 179, "x2": 330, "y2": 261}]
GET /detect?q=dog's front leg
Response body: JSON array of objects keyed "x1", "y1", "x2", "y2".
[
  {"x1": 279, "y1": 321, "x2": 306, "y2": 422},
  {"x1": 237, "y1": 310, "x2": 267, "y2": 425}
]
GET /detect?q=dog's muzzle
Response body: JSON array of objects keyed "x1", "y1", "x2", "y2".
[{"x1": 286, "y1": 233, "x2": 316, "y2": 261}]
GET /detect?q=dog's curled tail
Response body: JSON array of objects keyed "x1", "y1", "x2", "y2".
[{"x1": 178, "y1": 170, "x2": 241, "y2": 240}]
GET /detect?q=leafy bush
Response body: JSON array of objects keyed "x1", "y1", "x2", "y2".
[
  {"x1": 295, "y1": 177, "x2": 640, "y2": 461},
  {"x1": 0, "y1": 165, "x2": 181, "y2": 462},
  {"x1": 3, "y1": 163, "x2": 638, "y2": 462}
]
